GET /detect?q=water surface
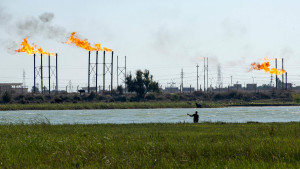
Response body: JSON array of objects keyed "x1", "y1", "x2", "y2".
[{"x1": 0, "y1": 106, "x2": 300, "y2": 124}]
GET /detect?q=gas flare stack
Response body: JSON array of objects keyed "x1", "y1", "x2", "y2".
[
  {"x1": 87, "y1": 50, "x2": 114, "y2": 94},
  {"x1": 33, "y1": 53, "x2": 58, "y2": 94},
  {"x1": 16, "y1": 38, "x2": 58, "y2": 94},
  {"x1": 65, "y1": 32, "x2": 113, "y2": 94}
]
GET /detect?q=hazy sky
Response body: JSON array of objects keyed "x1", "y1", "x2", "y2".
[{"x1": 1, "y1": 0, "x2": 300, "y2": 91}]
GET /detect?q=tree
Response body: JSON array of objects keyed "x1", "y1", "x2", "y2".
[
  {"x1": 125, "y1": 69, "x2": 160, "y2": 98},
  {"x1": 31, "y1": 86, "x2": 40, "y2": 93},
  {"x1": 116, "y1": 85, "x2": 124, "y2": 95},
  {"x1": 2, "y1": 91, "x2": 11, "y2": 103}
]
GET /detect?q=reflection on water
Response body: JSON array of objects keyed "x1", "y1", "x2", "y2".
[{"x1": 0, "y1": 106, "x2": 300, "y2": 124}]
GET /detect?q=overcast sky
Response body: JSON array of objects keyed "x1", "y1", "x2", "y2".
[{"x1": 1, "y1": 0, "x2": 300, "y2": 91}]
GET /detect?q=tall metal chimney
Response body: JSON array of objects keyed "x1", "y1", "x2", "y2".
[
  {"x1": 103, "y1": 51, "x2": 106, "y2": 91},
  {"x1": 111, "y1": 51, "x2": 113, "y2": 94},
  {"x1": 48, "y1": 55, "x2": 50, "y2": 94},
  {"x1": 41, "y1": 54, "x2": 43, "y2": 93},
  {"x1": 88, "y1": 51, "x2": 91, "y2": 93},
  {"x1": 56, "y1": 53, "x2": 58, "y2": 93},
  {"x1": 275, "y1": 58, "x2": 277, "y2": 89},
  {"x1": 282, "y1": 58, "x2": 284, "y2": 89},
  {"x1": 96, "y1": 51, "x2": 98, "y2": 93},
  {"x1": 33, "y1": 54, "x2": 36, "y2": 93}
]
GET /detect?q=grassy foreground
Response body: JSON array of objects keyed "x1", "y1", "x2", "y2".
[{"x1": 0, "y1": 123, "x2": 300, "y2": 168}]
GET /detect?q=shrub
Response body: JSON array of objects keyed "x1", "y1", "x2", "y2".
[
  {"x1": 35, "y1": 95, "x2": 45, "y2": 101},
  {"x1": 2, "y1": 91, "x2": 11, "y2": 103},
  {"x1": 88, "y1": 92, "x2": 97, "y2": 101},
  {"x1": 292, "y1": 94, "x2": 300, "y2": 103},
  {"x1": 114, "y1": 96, "x2": 127, "y2": 102},
  {"x1": 14, "y1": 94, "x2": 24, "y2": 101},
  {"x1": 171, "y1": 94, "x2": 180, "y2": 101},
  {"x1": 145, "y1": 93, "x2": 156, "y2": 100},
  {"x1": 116, "y1": 85, "x2": 124, "y2": 95},
  {"x1": 25, "y1": 94, "x2": 34, "y2": 101},
  {"x1": 213, "y1": 93, "x2": 224, "y2": 100},
  {"x1": 73, "y1": 95, "x2": 81, "y2": 101}
]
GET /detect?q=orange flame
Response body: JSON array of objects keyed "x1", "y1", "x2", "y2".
[
  {"x1": 250, "y1": 59, "x2": 286, "y2": 75},
  {"x1": 37, "y1": 47, "x2": 55, "y2": 56},
  {"x1": 94, "y1": 44, "x2": 103, "y2": 51},
  {"x1": 66, "y1": 32, "x2": 112, "y2": 52},
  {"x1": 103, "y1": 47, "x2": 112, "y2": 52},
  {"x1": 65, "y1": 32, "x2": 96, "y2": 51},
  {"x1": 16, "y1": 38, "x2": 55, "y2": 56},
  {"x1": 262, "y1": 56, "x2": 275, "y2": 61},
  {"x1": 15, "y1": 38, "x2": 37, "y2": 55}
]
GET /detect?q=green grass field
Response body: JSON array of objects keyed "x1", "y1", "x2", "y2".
[{"x1": 0, "y1": 123, "x2": 300, "y2": 168}]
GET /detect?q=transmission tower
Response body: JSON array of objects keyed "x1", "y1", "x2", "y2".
[
  {"x1": 117, "y1": 56, "x2": 127, "y2": 92},
  {"x1": 102, "y1": 51, "x2": 114, "y2": 93}
]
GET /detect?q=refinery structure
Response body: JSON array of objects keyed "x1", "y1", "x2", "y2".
[{"x1": 3, "y1": 32, "x2": 296, "y2": 96}]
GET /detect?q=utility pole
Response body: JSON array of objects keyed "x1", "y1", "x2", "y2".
[
  {"x1": 275, "y1": 58, "x2": 278, "y2": 89},
  {"x1": 282, "y1": 58, "x2": 284, "y2": 89},
  {"x1": 252, "y1": 76, "x2": 255, "y2": 84},
  {"x1": 125, "y1": 56, "x2": 127, "y2": 93},
  {"x1": 206, "y1": 58, "x2": 208, "y2": 92},
  {"x1": 23, "y1": 69, "x2": 26, "y2": 89},
  {"x1": 204, "y1": 57, "x2": 206, "y2": 92},
  {"x1": 181, "y1": 68, "x2": 184, "y2": 93},
  {"x1": 285, "y1": 72, "x2": 287, "y2": 90},
  {"x1": 196, "y1": 64, "x2": 199, "y2": 91},
  {"x1": 270, "y1": 74, "x2": 273, "y2": 87},
  {"x1": 117, "y1": 55, "x2": 119, "y2": 87}
]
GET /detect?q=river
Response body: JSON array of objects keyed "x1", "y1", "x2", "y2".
[{"x1": 0, "y1": 106, "x2": 300, "y2": 124}]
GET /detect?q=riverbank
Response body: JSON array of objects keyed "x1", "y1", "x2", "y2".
[
  {"x1": 0, "y1": 101, "x2": 222, "y2": 110},
  {"x1": 0, "y1": 101, "x2": 299, "y2": 110},
  {"x1": 0, "y1": 122, "x2": 299, "y2": 168}
]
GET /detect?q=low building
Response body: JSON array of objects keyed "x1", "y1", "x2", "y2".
[
  {"x1": 182, "y1": 87, "x2": 195, "y2": 93},
  {"x1": 164, "y1": 87, "x2": 179, "y2": 93},
  {"x1": 81, "y1": 87, "x2": 98, "y2": 93},
  {"x1": 0, "y1": 83, "x2": 28, "y2": 95},
  {"x1": 286, "y1": 83, "x2": 293, "y2": 89},
  {"x1": 246, "y1": 84, "x2": 257, "y2": 90}
]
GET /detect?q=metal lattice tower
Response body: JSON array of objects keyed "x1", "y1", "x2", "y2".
[
  {"x1": 33, "y1": 53, "x2": 58, "y2": 94},
  {"x1": 102, "y1": 51, "x2": 114, "y2": 93},
  {"x1": 117, "y1": 56, "x2": 127, "y2": 93}
]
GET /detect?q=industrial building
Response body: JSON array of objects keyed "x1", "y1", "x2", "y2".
[
  {"x1": 164, "y1": 87, "x2": 179, "y2": 93},
  {"x1": 0, "y1": 83, "x2": 28, "y2": 95}
]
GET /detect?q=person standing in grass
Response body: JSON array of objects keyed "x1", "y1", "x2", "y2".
[{"x1": 187, "y1": 111, "x2": 199, "y2": 123}]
